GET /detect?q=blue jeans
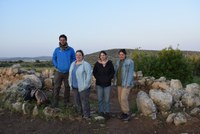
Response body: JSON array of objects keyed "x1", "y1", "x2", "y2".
[
  {"x1": 72, "y1": 88, "x2": 90, "y2": 118},
  {"x1": 96, "y1": 85, "x2": 111, "y2": 113}
]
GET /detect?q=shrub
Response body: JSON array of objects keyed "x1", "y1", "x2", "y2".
[{"x1": 132, "y1": 47, "x2": 193, "y2": 84}]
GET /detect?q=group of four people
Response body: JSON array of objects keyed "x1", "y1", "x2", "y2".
[{"x1": 52, "y1": 34, "x2": 134, "y2": 121}]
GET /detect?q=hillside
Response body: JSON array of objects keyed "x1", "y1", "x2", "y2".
[
  {"x1": 0, "y1": 49, "x2": 200, "y2": 63},
  {"x1": 85, "y1": 48, "x2": 200, "y2": 65}
]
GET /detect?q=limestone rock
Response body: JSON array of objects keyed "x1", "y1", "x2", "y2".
[
  {"x1": 149, "y1": 89, "x2": 173, "y2": 112},
  {"x1": 136, "y1": 91, "x2": 157, "y2": 116}
]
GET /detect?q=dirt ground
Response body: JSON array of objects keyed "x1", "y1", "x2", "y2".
[{"x1": 0, "y1": 87, "x2": 200, "y2": 134}]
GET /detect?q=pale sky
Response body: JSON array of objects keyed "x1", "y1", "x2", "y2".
[{"x1": 0, "y1": 0, "x2": 200, "y2": 57}]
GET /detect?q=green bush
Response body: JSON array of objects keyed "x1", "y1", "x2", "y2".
[{"x1": 132, "y1": 47, "x2": 193, "y2": 84}]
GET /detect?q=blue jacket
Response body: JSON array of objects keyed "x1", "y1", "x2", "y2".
[
  {"x1": 52, "y1": 46, "x2": 75, "y2": 73},
  {"x1": 69, "y1": 60, "x2": 92, "y2": 92},
  {"x1": 114, "y1": 58, "x2": 134, "y2": 87}
]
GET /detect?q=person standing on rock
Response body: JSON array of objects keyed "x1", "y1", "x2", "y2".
[
  {"x1": 52, "y1": 34, "x2": 76, "y2": 107},
  {"x1": 68, "y1": 50, "x2": 92, "y2": 120},
  {"x1": 115, "y1": 49, "x2": 134, "y2": 121},
  {"x1": 93, "y1": 51, "x2": 115, "y2": 120}
]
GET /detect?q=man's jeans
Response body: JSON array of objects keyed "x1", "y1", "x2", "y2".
[
  {"x1": 96, "y1": 85, "x2": 111, "y2": 113},
  {"x1": 53, "y1": 71, "x2": 70, "y2": 107},
  {"x1": 72, "y1": 88, "x2": 90, "y2": 118}
]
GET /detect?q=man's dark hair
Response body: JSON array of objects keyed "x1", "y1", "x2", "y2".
[
  {"x1": 118, "y1": 49, "x2": 127, "y2": 55},
  {"x1": 76, "y1": 50, "x2": 84, "y2": 57},
  {"x1": 59, "y1": 34, "x2": 67, "y2": 40}
]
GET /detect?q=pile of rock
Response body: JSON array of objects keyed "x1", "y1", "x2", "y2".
[
  {"x1": 136, "y1": 72, "x2": 200, "y2": 126},
  {"x1": 0, "y1": 64, "x2": 61, "y2": 117}
]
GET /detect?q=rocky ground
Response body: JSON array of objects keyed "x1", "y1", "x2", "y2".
[{"x1": 1, "y1": 88, "x2": 200, "y2": 134}]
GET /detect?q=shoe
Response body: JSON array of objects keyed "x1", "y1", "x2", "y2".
[
  {"x1": 104, "y1": 112, "x2": 110, "y2": 120},
  {"x1": 98, "y1": 112, "x2": 105, "y2": 117},
  {"x1": 118, "y1": 113, "x2": 126, "y2": 119},
  {"x1": 121, "y1": 113, "x2": 131, "y2": 121}
]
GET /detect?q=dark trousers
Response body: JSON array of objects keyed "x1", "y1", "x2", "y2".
[
  {"x1": 72, "y1": 88, "x2": 90, "y2": 117},
  {"x1": 53, "y1": 71, "x2": 70, "y2": 107}
]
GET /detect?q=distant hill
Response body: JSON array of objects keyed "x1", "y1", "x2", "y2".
[
  {"x1": 0, "y1": 56, "x2": 52, "y2": 62},
  {"x1": 85, "y1": 48, "x2": 200, "y2": 65},
  {"x1": 0, "y1": 49, "x2": 200, "y2": 63}
]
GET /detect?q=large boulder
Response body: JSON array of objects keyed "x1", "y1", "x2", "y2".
[
  {"x1": 149, "y1": 89, "x2": 173, "y2": 112},
  {"x1": 23, "y1": 74, "x2": 42, "y2": 89},
  {"x1": 136, "y1": 91, "x2": 157, "y2": 117},
  {"x1": 166, "y1": 88, "x2": 184, "y2": 103}
]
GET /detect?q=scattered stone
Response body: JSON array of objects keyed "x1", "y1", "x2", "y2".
[
  {"x1": 174, "y1": 112, "x2": 187, "y2": 126},
  {"x1": 32, "y1": 105, "x2": 39, "y2": 116},
  {"x1": 100, "y1": 124, "x2": 105, "y2": 127},
  {"x1": 12, "y1": 102, "x2": 22, "y2": 112},
  {"x1": 190, "y1": 107, "x2": 200, "y2": 115},
  {"x1": 166, "y1": 113, "x2": 176, "y2": 124}
]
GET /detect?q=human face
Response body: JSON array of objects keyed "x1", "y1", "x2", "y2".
[
  {"x1": 76, "y1": 52, "x2": 83, "y2": 62},
  {"x1": 118, "y1": 52, "x2": 126, "y2": 61},
  {"x1": 99, "y1": 53, "x2": 107, "y2": 61},
  {"x1": 59, "y1": 37, "x2": 67, "y2": 46}
]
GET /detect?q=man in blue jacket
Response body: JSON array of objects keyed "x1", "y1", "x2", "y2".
[{"x1": 52, "y1": 34, "x2": 75, "y2": 107}]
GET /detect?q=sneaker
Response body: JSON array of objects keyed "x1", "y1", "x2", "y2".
[
  {"x1": 121, "y1": 113, "x2": 131, "y2": 121},
  {"x1": 118, "y1": 113, "x2": 126, "y2": 119}
]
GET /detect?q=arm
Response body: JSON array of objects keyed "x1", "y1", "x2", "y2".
[
  {"x1": 84, "y1": 62, "x2": 92, "y2": 89},
  {"x1": 109, "y1": 61, "x2": 115, "y2": 80},
  {"x1": 92, "y1": 62, "x2": 97, "y2": 79},
  {"x1": 71, "y1": 48, "x2": 76, "y2": 63},
  {"x1": 52, "y1": 49, "x2": 57, "y2": 68},
  {"x1": 127, "y1": 60, "x2": 134, "y2": 86}
]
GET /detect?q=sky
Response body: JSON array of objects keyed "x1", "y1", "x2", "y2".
[{"x1": 0, "y1": 0, "x2": 200, "y2": 57}]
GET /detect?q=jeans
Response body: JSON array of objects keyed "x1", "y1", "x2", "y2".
[
  {"x1": 53, "y1": 71, "x2": 70, "y2": 107},
  {"x1": 96, "y1": 85, "x2": 111, "y2": 113},
  {"x1": 72, "y1": 88, "x2": 90, "y2": 117}
]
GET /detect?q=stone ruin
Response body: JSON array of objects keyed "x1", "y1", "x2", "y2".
[{"x1": 135, "y1": 71, "x2": 200, "y2": 126}]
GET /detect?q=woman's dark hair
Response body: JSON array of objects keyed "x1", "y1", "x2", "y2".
[
  {"x1": 99, "y1": 50, "x2": 107, "y2": 59},
  {"x1": 76, "y1": 50, "x2": 84, "y2": 57},
  {"x1": 118, "y1": 49, "x2": 127, "y2": 55},
  {"x1": 59, "y1": 34, "x2": 67, "y2": 40}
]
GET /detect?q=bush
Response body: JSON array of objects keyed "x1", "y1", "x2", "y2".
[{"x1": 132, "y1": 47, "x2": 193, "y2": 84}]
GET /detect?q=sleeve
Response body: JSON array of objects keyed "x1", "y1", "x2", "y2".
[
  {"x1": 71, "y1": 48, "x2": 76, "y2": 63},
  {"x1": 92, "y1": 62, "x2": 97, "y2": 79},
  {"x1": 109, "y1": 61, "x2": 115, "y2": 80},
  {"x1": 127, "y1": 60, "x2": 134, "y2": 86},
  {"x1": 85, "y1": 62, "x2": 92, "y2": 90},
  {"x1": 52, "y1": 49, "x2": 57, "y2": 68},
  {"x1": 68, "y1": 62, "x2": 74, "y2": 90}
]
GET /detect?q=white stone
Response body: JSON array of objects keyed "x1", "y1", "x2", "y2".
[
  {"x1": 136, "y1": 91, "x2": 157, "y2": 116},
  {"x1": 149, "y1": 89, "x2": 173, "y2": 112},
  {"x1": 170, "y1": 79, "x2": 183, "y2": 90},
  {"x1": 166, "y1": 113, "x2": 176, "y2": 123},
  {"x1": 174, "y1": 112, "x2": 187, "y2": 126}
]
